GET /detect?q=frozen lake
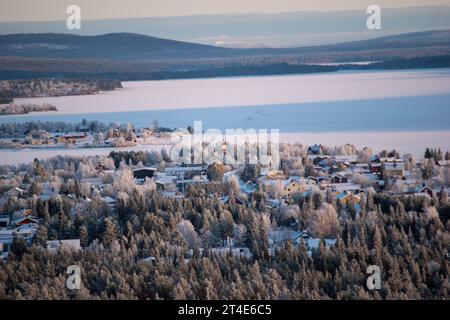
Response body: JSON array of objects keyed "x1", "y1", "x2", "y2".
[
  {"x1": 9, "y1": 69, "x2": 450, "y2": 115},
  {"x1": 1, "y1": 69, "x2": 450, "y2": 164},
  {"x1": 3, "y1": 94, "x2": 450, "y2": 132}
]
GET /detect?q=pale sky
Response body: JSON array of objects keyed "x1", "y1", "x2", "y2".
[{"x1": 1, "y1": 0, "x2": 449, "y2": 21}]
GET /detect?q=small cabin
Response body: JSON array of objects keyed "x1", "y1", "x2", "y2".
[
  {"x1": 331, "y1": 174, "x2": 348, "y2": 184},
  {"x1": 133, "y1": 167, "x2": 157, "y2": 179}
]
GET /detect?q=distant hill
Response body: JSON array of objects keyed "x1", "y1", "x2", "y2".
[
  {"x1": 244, "y1": 29, "x2": 450, "y2": 56},
  {"x1": 0, "y1": 30, "x2": 450, "y2": 80},
  {"x1": 307, "y1": 29, "x2": 450, "y2": 52},
  {"x1": 1, "y1": 30, "x2": 450, "y2": 61},
  {"x1": 0, "y1": 33, "x2": 240, "y2": 60}
]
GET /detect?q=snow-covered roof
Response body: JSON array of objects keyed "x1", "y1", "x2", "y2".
[
  {"x1": 334, "y1": 155, "x2": 358, "y2": 162},
  {"x1": 384, "y1": 162, "x2": 405, "y2": 171},
  {"x1": 268, "y1": 229, "x2": 307, "y2": 244}
]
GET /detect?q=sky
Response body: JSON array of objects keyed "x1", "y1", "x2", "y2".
[{"x1": 1, "y1": 0, "x2": 450, "y2": 21}]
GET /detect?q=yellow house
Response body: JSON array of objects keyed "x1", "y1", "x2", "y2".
[
  {"x1": 281, "y1": 179, "x2": 306, "y2": 197},
  {"x1": 336, "y1": 192, "x2": 361, "y2": 205}
]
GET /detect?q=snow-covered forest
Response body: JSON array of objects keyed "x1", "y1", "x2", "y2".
[{"x1": 0, "y1": 143, "x2": 449, "y2": 299}]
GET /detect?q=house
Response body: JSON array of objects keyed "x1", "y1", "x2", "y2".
[
  {"x1": 378, "y1": 157, "x2": 401, "y2": 163},
  {"x1": 56, "y1": 132, "x2": 88, "y2": 144},
  {"x1": 311, "y1": 155, "x2": 331, "y2": 164},
  {"x1": 164, "y1": 165, "x2": 206, "y2": 177},
  {"x1": 155, "y1": 175, "x2": 177, "y2": 191},
  {"x1": 220, "y1": 195, "x2": 244, "y2": 206},
  {"x1": 12, "y1": 209, "x2": 33, "y2": 219},
  {"x1": 0, "y1": 215, "x2": 10, "y2": 228},
  {"x1": 417, "y1": 186, "x2": 434, "y2": 198},
  {"x1": 307, "y1": 238, "x2": 337, "y2": 253},
  {"x1": 330, "y1": 173, "x2": 348, "y2": 184},
  {"x1": 393, "y1": 178, "x2": 418, "y2": 193},
  {"x1": 0, "y1": 225, "x2": 38, "y2": 257},
  {"x1": 370, "y1": 163, "x2": 382, "y2": 173},
  {"x1": 314, "y1": 165, "x2": 329, "y2": 175},
  {"x1": 382, "y1": 160, "x2": 405, "y2": 178},
  {"x1": 47, "y1": 239, "x2": 81, "y2": 253},
  {"x1": 177, "y1": 175, "x2": 209, "y2": 192},
  {"x1": 306, "y1": 176, "x2": 318, "y2": 184},
  {"x1": 331, "y1": 183, "x2": 363, "y2": 193},
  {"x1": 268, "y1": 229, "x2": 309, "y2": 247},
  {"x1": 308, "y1": 144, "x2": 323, "y2": 155},
  {"x1": 336, "y1": 191, "x2": 361, "y2": 205},
  {"x1": 26, "y1": 129, "x2": 49, "y2": 140},
  {"x1": 353, "y1": 163, "x2": 371, "y2": 174},
  {"x1": 335, "y1": 155, "x2": 358, "y2": 164},
  {"x1": 12, "y1": 215, "x2": 39, "y2": 227},
  {"x1": 412, "y1": 192, "x2": 432, "y2": 199},
  {"x1": 5, "y1": 187, "x2": 25, "y2": 198},
  {"x1": 210, "y1": 247, "x2": 252, "y2": 259},
  {"x1": 95, "y1": 163, "x2": 107, "y2": 172},
  {"x1": 0, "y1": 231, "x2": 15, "y2": 258},
  {"x1": 281, "y1": 178, "x2": 306, "y2": 197},
  {"x1": 133, "y1": 167, "x2": 157, "y2": 180}
]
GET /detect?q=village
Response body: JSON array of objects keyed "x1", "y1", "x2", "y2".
[
  {"x1": 1, "y1": 138, "x2": 449, "y2": 262},
  {"x1": 0, "y1": 121, "x2": 186, "y2": 149}
]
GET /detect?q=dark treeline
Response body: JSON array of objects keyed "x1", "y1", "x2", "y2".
[
  {"x1": 425, "y1": 147, "x2": 450, "y2": 162},
  {"x1": 1, "y1": 55, "x2": 449, "y2": 81},
  {"x1": 366, "y1": 55, "x2": 450, "y2": 70},
  {"x1": 0, "y1": 78, "x2": 122, "y2": 99},
  {"x1": 0, "y1": 64, "x2": 338, "y2": 81},
  {"x1": 0, "y1": 119, "x2": 109, "y2": 137}
]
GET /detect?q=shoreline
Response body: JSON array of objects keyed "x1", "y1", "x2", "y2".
[{"x1": 0, "y1": 130, "x2": 449, "y2": 165}]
